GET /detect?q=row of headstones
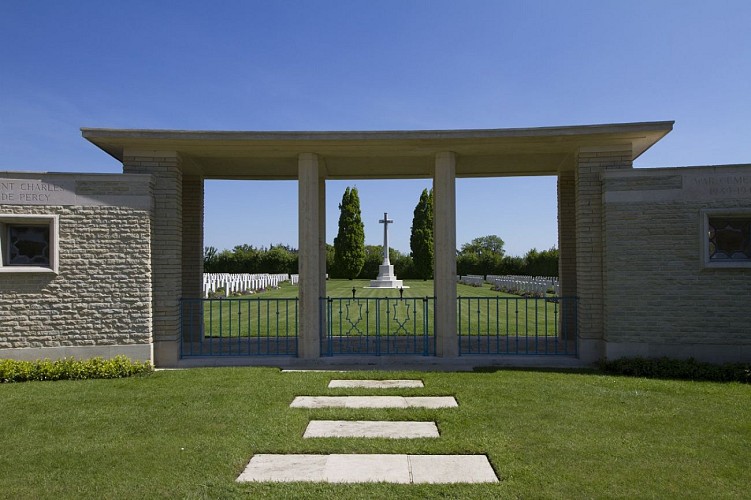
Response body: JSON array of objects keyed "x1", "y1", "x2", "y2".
[
  {"x1": 203, "y1": 273, "x2": 299, "y2": 297},
  {"x1": 457, "y1": 275, "x2": 485, "y2": 286},
  {"x1": 457, "y1": 274, "x2": 560, "y2": 297},
  {"x1": 487, "y1": 275, "x2": 560, "y2": 297}
]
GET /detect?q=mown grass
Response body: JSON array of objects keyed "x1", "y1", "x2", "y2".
[
  {"x1": 1, "y1": 367, "x2": 749, "y2": 499},
  {"x1": 200, "y1": 280, "x2": 565, "y2": 338}
]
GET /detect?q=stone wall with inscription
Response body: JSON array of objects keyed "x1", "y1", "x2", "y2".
[
  {"x1": 0, "y1": 172, "x2": 154, "y2": 362},
  {"x1": 601, "y1": 164, "x2": 751, "y2": 362}
]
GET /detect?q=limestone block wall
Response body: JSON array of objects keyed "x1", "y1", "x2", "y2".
[
  {"x1": 602, "y1": 165, "x2": 751, "y2": 362},
  {"x1": 0, "y1": 173, "x2": 153, "y2": 361}
]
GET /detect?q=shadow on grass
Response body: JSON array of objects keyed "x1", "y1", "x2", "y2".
[
  {"x1": 471, "y1": 365, "x2": 598, "y2": 376},
  {"x1": 472, "y1": 357, "x2": 751, "y2": 384}
]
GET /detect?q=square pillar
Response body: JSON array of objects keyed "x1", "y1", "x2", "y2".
[
  {"x1": 123, "y1": 150, "x2": 183, "y2": 367},
  {"x1": 557, "y1": 170, "x2": 577, "y2": 341},
  {"x1": 318, "y1": 176, "x2": 327, "y2": 344},
  {"x1": 298, "y1": 153, "x2": 324, "y2": 358},
  {"x1": 575, "y1": 145, "x2": 632, "y2": 362},
  {"x1": 434, "y1": 152, "x2": 458, "y2": 357},
  {"x1": 181, "y1": 175, "x2": 204, "y2": 343}
]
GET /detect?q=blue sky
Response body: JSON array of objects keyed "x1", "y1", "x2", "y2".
[{"x1": 1, "y1": 1, "x2": 750, "y2": 256}]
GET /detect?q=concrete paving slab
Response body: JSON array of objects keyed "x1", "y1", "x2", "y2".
[
  {"x1": 328, "y1": 379, "x2": 424, "y2": 389},
  {"x1": 281, "y1": 369, "x2": 350, "y2": 373},
  {"x1": 236, "y1": 454, "x2": 327, "y2": 482},
  {"x1": 409, "y1": 454, "x2": 499, "y2": 483},
  {"x1": 236, "y1": 454, "x2": 498, "y2": 483},
  {"x1": 291, "y1": 395, "x2": 405, "y2": 408},
  {"x1": 290, "y1": 395, "x2": 457, "y2": 409},
  {"x1": 405, "y1": 396, "x2": 458, "y2": 408},
  {"x1": 326, "y1": 454, "x2": 411, "y2": 483},
  {"x1": 304, "y1": 420, "x2": 439, "y2": 438}
]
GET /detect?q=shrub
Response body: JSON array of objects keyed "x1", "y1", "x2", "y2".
[
  {"x1": 600, "y1": 357, "x2": 751, "y2": 383},
  {"x1": 0, "y1": 356, "x2": 154, "y2": 383}
]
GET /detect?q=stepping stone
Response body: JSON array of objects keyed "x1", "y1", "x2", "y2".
[
  {"x1": 237, "y1": 454, "x2": 328, "y2": 482},
  {"x1": 236, "y1": 454, "x2": 498, "y2": 483},
  {"x1": 328, "y1": 379, "x2": 424, "y2": 389},
  {"x1": 409, "y1": 455, "x2": 499, "y2": 483},
  {"x1": 303, "y1": 420, "x2": 439, "y2": 438},
  {"x1": 281, "y1": 370, "x2": 349, "y2": 373},
  {"x1": 290, "y1": 396, "x2": 458, "y2": 409}
]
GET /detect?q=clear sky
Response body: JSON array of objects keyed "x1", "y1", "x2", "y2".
[{"x1": 1, "y1": 1, "x2": 749, "y2": 256}]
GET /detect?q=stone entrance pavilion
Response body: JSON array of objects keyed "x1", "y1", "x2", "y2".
[{"x1": 1, "y1": 121, "x2": 749, "y2": 367}]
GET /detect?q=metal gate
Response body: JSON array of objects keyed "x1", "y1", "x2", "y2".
[{"x1": 321, "y1": 297, "x2": 435, "y2": 356}]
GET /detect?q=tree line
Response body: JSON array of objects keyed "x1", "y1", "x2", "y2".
[
  {"x1": 204, "y1": 244, "x2": 298, "y2": 274},
  {"x1": 204, "y1": 186, "x2": 558, "y2": 278}
]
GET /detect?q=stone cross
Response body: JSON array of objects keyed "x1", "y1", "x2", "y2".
[{"x1": 379, "y1": 212, "x2": 393, "y2": 265}]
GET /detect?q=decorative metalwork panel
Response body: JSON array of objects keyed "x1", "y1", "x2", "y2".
[
  {"x1": 322, "y1": 297, "x2": 434, "y2": 356},
  {"x1": 8, "y1": 225, "x2": 49, "y2": 266},
  {"x1": 708, "y1": 217, "x2": 751, "y2": 260}
]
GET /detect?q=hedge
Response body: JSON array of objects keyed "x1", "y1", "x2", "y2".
[
  {"x1": 601, "y1": 357, "x2": 751, "y2": 383},
  {"x1": 0, "y1": 356, "x2": 154, "y2": 383}
]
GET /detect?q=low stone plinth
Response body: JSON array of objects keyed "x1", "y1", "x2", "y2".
[{"x1": 367, "y1": 263, "x2": 405, "y2": 288}]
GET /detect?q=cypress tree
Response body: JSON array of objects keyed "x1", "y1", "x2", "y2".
[
  {"x1": 333, "y1": 187, "x2": 366, "y2": 279},
  {"x1": 410, "y1": 188, "x2": 434, "y2": 279}
]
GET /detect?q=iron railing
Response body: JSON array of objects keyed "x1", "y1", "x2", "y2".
[
  {"x1": 457, "y1": 296, "x2": 577, "y2": 355},
  {"x1": 180, "y1": 298, "x2": 298, "y2": 357},
  {"x1": 321, "y1": 297, "x2": 435, "y2": 356},
  {"x1": 179, "y1": 295, "x2": 577, "y2": 358}
]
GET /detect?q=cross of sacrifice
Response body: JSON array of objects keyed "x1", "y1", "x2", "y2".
[{"x1": 379, "y1": 212, "x2": 393, "y2": 265}]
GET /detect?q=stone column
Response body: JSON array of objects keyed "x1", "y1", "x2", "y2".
[
  {"x1": 123, "y1": 150, "x2": 183, "y2": 367},
  {"x1": 434, "y1": 152, "x2": 458, "y2": 357},
  {"x1": 557, "y1": 169, "x2": 577, "y2": 341},
  {"x1": 298, "y1": 153, "x2": 323, "y2": 358},
  {"x1": 318, "y1": 176, "x2": 327, "y2": 351},
  {"x1": 575, "y1": 145, "x2": 632, "y2": 363},
  {"x1": 182, "y1": 175, "x2": 204, "y2": 342}
]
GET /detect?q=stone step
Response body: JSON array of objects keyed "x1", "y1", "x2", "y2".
[
  {"x1": 328, "y1": 379, "x2": 424, "y2": 389},
  {"x1": 236, "y1": 454, "x2": 498, "y2": 483},
  {"x1": 304, "y1": 420, "x2": 439, "y2": 439},
  {"x1": 290, "y1": 395, "x2": 458, "y2": 409}
]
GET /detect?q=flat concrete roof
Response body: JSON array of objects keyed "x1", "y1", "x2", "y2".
[{"x1": 82, "y1": 121, "x2": 673, "y2": 180}]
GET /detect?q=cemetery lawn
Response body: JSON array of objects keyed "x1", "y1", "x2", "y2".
[{"x1": 1, "y1": 368, "x2": 749, "y2": 499}]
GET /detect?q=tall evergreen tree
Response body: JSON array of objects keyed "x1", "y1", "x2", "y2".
[
  {"x1": 333, "y1": 187, "x2": 366, "y2": 279},
  {"x1": 410, "y1": 188, "x2": 434, "y2": 279}
]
